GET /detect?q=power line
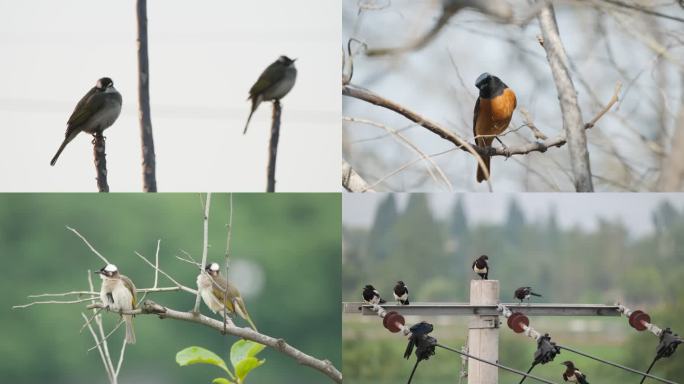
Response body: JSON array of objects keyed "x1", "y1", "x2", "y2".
[
  {"x1": 557, "y1": 344, "x2": 678, "y2": 384},
  {"x1": 435, "y1": 343, "x2": 559, "y2": 384}
]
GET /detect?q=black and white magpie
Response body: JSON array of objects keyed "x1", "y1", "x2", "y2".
[
  {"x1": 393, "y1": 280, "x2": 409, "y2": 305},
  {"x1": 562, "y1": 361, "x2": 589, "y2": 384},
  {"x1": 514, "y1": 286, "x2": 542, "y2": 304},
  {"x1": 362, "y1": 284, "x2": 386, "y2": 305},
  {"x1": 472, "y1": 255, "x2": 489, "y2": 280}
]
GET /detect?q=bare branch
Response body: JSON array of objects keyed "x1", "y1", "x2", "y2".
[
  {"x1": 193, "y1": 193, "x2": 211, "y2": 313},
  {"x1": 12, "y1": 297, "x2": 95, "y2": 309},
  {"x1": 137, "y1": 0, "x2": 157, "y2": 192},
  {"x1": 67, "y1": 226, "x2": 109, "y2": 264},
  {"x1": 92, "y1": 132, "x2": 109, "y2": 192},
  {"x1": 538, "y1": 3, "x2": 594, "y2": 192},
  {"x1": 88, "y1": 300, "x2": 343, "y2": 383},
  {"x1": 342, "y1": 160, "x2": 375, "y2": 192},
  {"x1": 153, "y1": 239, "x2": 160, "y2": 288},
  {"x1": 134, "y1": 251, "x2": 197, "y2": 295}
]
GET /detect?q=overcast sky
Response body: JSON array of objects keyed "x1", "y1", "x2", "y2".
[
  {"x1": 343, "y1": 193, "x2": 684, "y2": 237},
  {"x1": 0, "y1": 0, "x2": 340, "y2": 192}
]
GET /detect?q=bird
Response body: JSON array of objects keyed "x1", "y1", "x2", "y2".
[
  {"x1": 514, "y1": 287, "x2": 542, "y2": 304},
  {"x1": 196, "y1": 262, "x2": 258, "y2": 331},
  {"x1": 50, "y1": 77, "x2": 122, "y2": 166},
  {"x1": 472, "y1": 255, "x2": 490, "y2": 280},
  {"x1": 96, "y1": 264, "x2": 137, "y2": 344},
  {"x1": 243, "y1": 55, "x2": 297, "y2": 134},
  {"x1": 473, "y1": 72, "x2": 517, "y2": 182},
  {"x1": 362, "y1": 284, "x2": 386, "y2": 305},
  {"x1": 562, "y1": 361, "x2": 589, "y2": 384},
  {"x1": 393, "y1": 280, "x2": 410, "y2": 305},
  {"x1": 404, "y1": 321, "x2": 437, "y2": 384}
]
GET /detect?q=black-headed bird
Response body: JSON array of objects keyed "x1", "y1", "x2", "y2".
[
  {"x1": 51, "y1": 77, "x2": 122, "y2": 166},
  {"x1": 243, "y1": 55, "x2": 297, "y2": 134},
  {"x1": 393, "y1": 281, "x2": 410, "y2": 305},
  {"x1": 514, "y1": 287, "x2": 542, "y2": 304},
  {"x1": 472, "y1": 255, "x2": 490, "y2": 280},
  {"x1": 562, "y1": 361, "x2": 589, "y2": 384},
  {"x1": 362, "y1": 284, "x2": 386, "y2": 305}
]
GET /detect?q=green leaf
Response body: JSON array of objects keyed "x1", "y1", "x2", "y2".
[
  {"x1": 212, "y1": 378, "x2": 234, "y2": 384},
  {"x1": 235, "y1": 356, "x2": 266, "y2": 382},
  {"x1": 176, "y1": 346, "x2": 233, "y2": 378},
  {"x1": 230, "y1": 340, "x2": 266, "y2": 369}
]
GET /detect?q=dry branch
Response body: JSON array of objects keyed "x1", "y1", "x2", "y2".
[
  {"x1": 137, "y1": 0, "x2": 157, "y2": 192},
  {"x1": 538, "y1": 3, "x2": 594, "y2": 192},
  {"x1": 342, "y1": 160, "x2": 375, "y2": 192},
  {"x1": 92, "y1": 132, "x2": 109, "y2": 193},
  {"x1": 87, "y1": 300, "x2": 342, "y2": 383},
  {"x1": 267, "y1": 101, "x2": 282, "y2": 192}
]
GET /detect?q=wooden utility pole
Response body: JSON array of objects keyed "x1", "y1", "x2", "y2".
[
  {"x1": 468, "y1": 280, "x2": 499, "y2": 384},
  {"x1": 343, "y1": 283, "x2": 621, "y2": 384}
]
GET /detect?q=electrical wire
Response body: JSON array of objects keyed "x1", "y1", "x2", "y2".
[
  {"x1": 639, "y1": 355, "x2": 660, "y2": 384},
  {"x1": 435, "y1": 343, "x2": 559, "y2": 384},
  {"x1": 557, "y1": 344, "x2": 677, "y2": 384}
]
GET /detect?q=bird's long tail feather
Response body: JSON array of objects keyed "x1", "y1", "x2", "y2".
[
  {"x1": 124, "y1": 315, "x2": 136, "y2": 344},
  {"x1": 234, "y1": 298, "x2": 257, "y2": 331},
  {"x1": 530, "y1": 292, "x2": 542, "y2": 297},
  {"x1": 243, "y1": 97, "x2": 261, "y2": 135}
]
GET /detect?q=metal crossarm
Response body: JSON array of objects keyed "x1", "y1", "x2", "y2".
[{"x1": 343, "y1": 302, "x2": 622, "y2": 316}]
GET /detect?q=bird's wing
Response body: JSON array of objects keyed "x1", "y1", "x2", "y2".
[
  {"x1": 404, "y1": 338, "x2": 415, "y2": 359},
  {"x1": 576, "y1": 371, "x2": 589, "y2": 384},
  {"x1": 471, "y1": 260, "x2": 477, "y2": 270},
  {"x1": 212, "y1": 275, "x2": 235, "y2": 313},
  {"x1": 562, "y1": 372, "x2": 569, "y2": 381},
  {"x1": 249, "y1": 62, "x2": 286, "y2": 97},
  {"x1": 120, "y1": 275, "x2": 137, "y2": 307},
  {"x1": 66, "y1": 87, "x2": 104, "y2": 128}
]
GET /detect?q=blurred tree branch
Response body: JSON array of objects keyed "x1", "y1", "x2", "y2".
[
  {"x1": 538, "y1": 3, "x2": 594, "y2": 192},
  {"x1": 342, "y1": 160, "x2": 375, "y2": 192}
]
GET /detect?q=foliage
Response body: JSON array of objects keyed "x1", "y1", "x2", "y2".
[{"x1": 176, "y1": 340, "x2": 266, "y2": 384}]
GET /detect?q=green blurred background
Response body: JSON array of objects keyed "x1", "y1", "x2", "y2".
[
  {"x1": 1, "y1": 193, "x2": 341, "y2": 384},
  {"x1": 343, "y1": 193, "x2": 684, "y2": 384}
]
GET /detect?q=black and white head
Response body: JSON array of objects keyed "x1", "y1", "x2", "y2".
[
  {"x1": 97, "y1": 264, "x2": 119, "y2": 278},
  {"x1": 397, "y1": 281, "x2": 405, "y2": 287},
  {"x1": 562, "y1": 361, "x2": 575, "y2": 369},
  {"x1": 475, "y1": 73, "x2": 507, "y2": 98},
  {"x1": 205, "y1": 262, "x2": 220, "y2": 277},
  {"x1": 96, "y1": 77, "x2": 115, "y2": 90},
  {"x1": 277, "y1": 55, "x2": 297, "y2": 67}
]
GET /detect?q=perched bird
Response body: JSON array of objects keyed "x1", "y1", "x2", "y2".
[
  {"x1": 404, "y1": 321, "x2": 437, "y2": 384},
  {"x1": 96, "y1": 264, "x2": 137, "y2": 344},
  {"x1": 50, "y1": 77, "x2": 122, "y2": 166},
  {"x1": 197, "y1": 262, "x2": 257, "y2": 331},
  {"x1": 473, "y1": 72, "x2": 517, "y2": 182},
  {"x1": 362, "y1": 284, "x2": 386, "y2": 305},
  {"x1": 562, "y1": 361, "x2": 589, "y2": 384},
  {"x1": 514, "y1": 287, "x2": 542, "y2": 304},
  {"x1": 393, "y1": 280, "x2": 410, "y2": 305},
  {"x1": 243, "y1": 55, "x2": 297, "y2": 134},
  {"x1": 472, "y1": 255, "x2": 490, "y2": 280}
]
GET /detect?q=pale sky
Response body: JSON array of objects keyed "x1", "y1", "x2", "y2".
[
  {"x1": 0, "y1": 0, "x2": 340, "y2": 192},
  {"x1": 343, "y1": 193, "x2": 684, "y2": 237}
]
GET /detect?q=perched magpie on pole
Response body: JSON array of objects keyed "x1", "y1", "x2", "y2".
[
  {"x1": 394, "y1": 281, "x2": 410, "y2": 305},
  {"x1": 514, "y1": 287, "x2": 543, "y2": 304},
  {"x1": 472, "y1": 255, "x2": 490, "y2": 280},
  {"x1": 404, "y1": 321, "x2": 437, "y2": 384},
  {"x1": 562, "y1": 361, "x2": 589, "y2": 384},
  {"x1": 362, "y1": 284, "x2": 386, "y2": 305}
]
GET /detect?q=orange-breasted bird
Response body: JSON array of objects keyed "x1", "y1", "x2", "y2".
[{"x1": 473, "y1": 73, "x2": 517, "y2": 182}]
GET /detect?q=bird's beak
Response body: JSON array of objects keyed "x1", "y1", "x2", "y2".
[
  {"x1": 293, "y1": 58, "x2": 298, "y2": 62},
  {"x1": 94, "y1": 271, "x2": 102, "y2": 274}
]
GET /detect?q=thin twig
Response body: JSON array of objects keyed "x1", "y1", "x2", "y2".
[
  {"x1": 67, "y1": 226, "x2": 109, "y2": 264},
  {"x1": 134, "y1": 252, "x2": 196, "y2": 295},
  {"x1": 267, "y1": 101, "x2": 282, "y2": 192},
  {"x1": 223, "y1": 194, "x2": 233, "y2": 333},
  {"x1": 12, "y1": 297, "x2": 96, "y2": 309},
  {"x1": 153, "y1": 239, "x2": 160, "y2": 288},
  {"x1": 193, "y1": 193, "x2": 211, "y2": 313}
]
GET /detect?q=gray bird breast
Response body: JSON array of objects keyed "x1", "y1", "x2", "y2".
[
  {"x1": 263, "y1": 67, "x2": 297, "y2": 101},
  {"x1": 82, "y1": 92, "x2": 123, "y2": 134}
]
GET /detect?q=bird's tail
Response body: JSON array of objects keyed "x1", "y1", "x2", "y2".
[
  {"x1": 476, "y1": 155, "x2": 491, "y2": 183},
  {"x1": 50, "y1": 138, "x2": 70, "y2": 166},
  {"x1": 234, "y1": 297, "x2": 258, "y2": 331},
  {"x1": 402, "y1": 299, "x2": 410, "y2": 305},
  {"x1": 243, "y1": 97, "x2": 261, "y2": 135},
  {"x1": 530, "y1": 292, "x2": 542, "y2": 297},
  {"x1": 403, "y1": 339, "x2": 415, "y2": 360},
  {"x1": 379, "y1": 298, "x2": 387, "y2": 304},
  {"x1": 124, "y1": 315, "x2": 136, "y2": 344}
]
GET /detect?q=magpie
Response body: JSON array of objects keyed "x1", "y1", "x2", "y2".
[
  {"x1": 404, "y1": 322, "x2": 437, "y2": 384},
  {"x1": 472, "y1": 255, "x2": 489, "y2": 279},
  {"x1": 362, "y1": 284, "x2": 386, "y2": 305},
  {"x1": 514, "y1": 287, "x2": 542, "y2": 304},
  {"x1": 393, "y1": 280, "x2": 410, "y2": 305},
  {"x1": 562, "y1": 361, "x2": 589, "y2": 384}
]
